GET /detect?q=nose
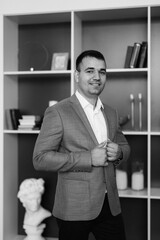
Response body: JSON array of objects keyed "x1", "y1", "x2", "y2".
[{"x1": 94, "y1": 70, "x2": 100, "y2": 80}]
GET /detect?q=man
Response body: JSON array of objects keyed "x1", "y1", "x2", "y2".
[{"x1": 33, "y1": 50, "x2": 130, "y2": 240}]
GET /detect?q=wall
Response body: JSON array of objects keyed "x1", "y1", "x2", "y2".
[{"x1": 1, "y1": 0, "x2": 160, "y2": 14}]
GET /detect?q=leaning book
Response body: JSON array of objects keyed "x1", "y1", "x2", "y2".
[
  {"x1": 5, "y1": 109, "x2": 22, "y2": 130},
  {"x1": 130, "y1": 42, "x2": 141, "y2": 68},
  {"x1": 124, "y1": 46, "x2": 133, "y2": 68},
  {"x1": 5, "y1": 109, "x2": 13, "y2": 130},
  {"x1": 137, "y1": 41, "x2": 147, "y2": 68}
]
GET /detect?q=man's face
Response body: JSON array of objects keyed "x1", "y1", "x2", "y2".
[{"x1": 76, "y1": 56, "x2": 107, "y2": 100}]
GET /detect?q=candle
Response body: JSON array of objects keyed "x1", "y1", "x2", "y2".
[
  {"x1": 116, "y1": 169, "x2": 128, "y2": 190},
  {"x1": 131, "y1": 171, "x2": 144, "y2": 190}
]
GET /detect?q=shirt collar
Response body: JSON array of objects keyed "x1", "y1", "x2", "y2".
[{"x1": 75, "y1": 90, "x2": 104, "y2": 111}]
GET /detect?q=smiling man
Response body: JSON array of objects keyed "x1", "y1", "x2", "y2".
[
  {"x1": 33, "y1": 50, "x2": 130, "y2": 240},
  {"x1": 75, "y1": 51, "x2": 107, "y2": 105}
]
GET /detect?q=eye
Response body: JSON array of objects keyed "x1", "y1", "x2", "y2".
[
  {"x1": 99, "y1": 70, "x2": 106, "y2": 76},
  {"x1": 86, "y1": 69, "x2": 94, "y2": 74}
]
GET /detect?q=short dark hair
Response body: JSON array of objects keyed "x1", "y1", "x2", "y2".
[{"x1": 76, "y1": 50, "x2": 106, "y2": 71}]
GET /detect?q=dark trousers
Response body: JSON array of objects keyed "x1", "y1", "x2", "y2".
[{"x1": 56, "y1": 194, "x2": 126, "y2": 240}]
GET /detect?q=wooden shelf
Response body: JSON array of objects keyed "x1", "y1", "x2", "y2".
[
  {"x1": 151, "y1": 188, "x2": 160, "y2": 199},
  {"x1": 4, "y1": 70, "x2": 72, "y2": 76},
  {"x1": 124, "y1": 131, "x2": 148, "y2": 135},
  {"x1": 119, "y1": 188, "x2": 148, "y2": 198},
  {"x1": 106, "y1": 68, "x2": 148, "y2": 73},
  {"x1": 4, "y1": 129, "x2": 40, "y2": 134}
]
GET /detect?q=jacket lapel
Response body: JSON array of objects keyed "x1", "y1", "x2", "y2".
[
  {"x1": 102, "y1": 106, "x2": 114, "y2": 141},
  {"x1": 69, "y1": 94, "x2": 98, "y2": 145}
]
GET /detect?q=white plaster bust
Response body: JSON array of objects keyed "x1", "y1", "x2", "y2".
[{"x1": 17, "y1": 178, "x2": 51, "y2": 240}]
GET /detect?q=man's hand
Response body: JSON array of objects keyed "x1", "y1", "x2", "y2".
[
  {"x1": 91, "y1": 141, "x2": 108, "y2": 167},
  {"x1": 106, "y1": 139, "x2": 122, "y2": 162}
]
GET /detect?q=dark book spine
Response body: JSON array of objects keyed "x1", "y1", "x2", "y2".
[
  {"x1": 10, "y1": 109, "x2": 22, "y2": 129},
  {"x1": 137, "y1": 41, "x2": 147, "y2": 68},
  {"x1": 6, "y1": 109, "x2": 14, "y2": 130},
  {"x1": 10, "y1": 109, "x2": 17, "y2": 129},
  {"x1": 124, "y1": 46, "x2": 133, "y2": 68},
  {"x1": 130, "y1": 42, "x2": 141, "y2": 68}
]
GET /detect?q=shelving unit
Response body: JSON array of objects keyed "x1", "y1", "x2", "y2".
[{"x1": 1, "y1": 5, "x2": 160, "y2": 240}]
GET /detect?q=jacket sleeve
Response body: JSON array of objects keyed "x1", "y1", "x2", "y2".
[{"x1": 33, "y1": 106, "x2": 92, "y2": 173}]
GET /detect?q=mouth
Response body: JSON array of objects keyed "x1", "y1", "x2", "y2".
[{"x1": 89, "y1": 82, "x2": 101, "y2": 86}]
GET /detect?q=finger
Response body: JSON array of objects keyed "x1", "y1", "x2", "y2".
[
  {"x1": 107, "y1": 146, "x2": 115, "y2": 153},
  {"x1": 104, "y1": 161, "x2": 108, "y2": 166},
  {"x1": 106, "y1": 145, "x2": 114, "y2": 155},
  {"x1": 107, "y1": 141, "x2": 114, "y2": 149},
  {"x1": 107, "y1": 156, "x2": 115, "y2": 162},
  {"x1": 107, "y1": 149, "x2": 117, "y2": 157},
  {"x1": 108, "y1": 151, "x2": 117, "y2": 160},
  {"x1": 107, "y1": 142, "x2": 118, "y2": 152}
]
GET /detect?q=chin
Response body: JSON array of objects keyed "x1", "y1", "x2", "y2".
[{"x1": 90, "y1": 90, "x2": 102, "y2": 96}]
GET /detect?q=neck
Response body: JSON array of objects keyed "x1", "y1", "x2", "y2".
[
  {"x1": 88, "y1": 97, "x2": 97, "y2": 108},
  {"x1": 77, "y1": 90, "x2": 98, "y2": 107},
  {"x1": 26, "y1": 206, "x2": 42, "y2": 216}
]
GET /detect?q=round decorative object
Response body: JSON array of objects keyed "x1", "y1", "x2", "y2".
[{"x1": 19, "y1": 41, "x2": 49, "y2": 71}]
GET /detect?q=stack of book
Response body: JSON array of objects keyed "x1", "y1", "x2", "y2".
[
  {"x1": 18, "y1": 115, "x2": 42, "y2": 130},
  {"x1": 124, "y1": 41, "x2": 147, "y2": 68}
]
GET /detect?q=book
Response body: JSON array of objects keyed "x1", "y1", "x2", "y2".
[
  {"x1": 21, "y1": 115, "x2": 41, "y2": 121},
  {"x1": 124, "y1": 46, "x2": 134, "y2": 68},
  {"x1": 22, "y1": 115, "x2": 38, "y2": 119},
  {"x1": 5, "y1": 109, "x2": 14, "y2": 130},
  {"x1": 10, "y1": 109, "x2": 22, "y2": 129},
  {"x1": 129, "y1": 42, "x2": 142, "y2": 68},
  {"x1": 6, "y1": 109, "x2": 22, "y2": 130},
  {"x1": 18, "y1": 125, "x2": 34, "y2": 130},
  {"x1": 11, "y1": 109, "x2": 22, "y2": 129},
  {"x1": 19, "y1": 119, "x2": 35, "y2": 125},
  {"x1": 137, "y1": 41, "x2": 147, "y2": 68}
]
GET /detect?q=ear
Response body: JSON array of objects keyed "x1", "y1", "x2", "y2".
[{"x1": 74, "y1": 70, "x2": 79, "y2": 83}]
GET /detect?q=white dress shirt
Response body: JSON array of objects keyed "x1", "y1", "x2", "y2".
[{"x1": 75, "y1": 91, "x2": 108, "y2": 144}]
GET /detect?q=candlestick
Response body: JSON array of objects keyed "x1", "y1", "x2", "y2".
[
  {"x1": 138, "y1": 93, "x2": 142, "y2": 131},
  {"x1": 130, "y1": 93, "x2": 135, "y2": 129}
]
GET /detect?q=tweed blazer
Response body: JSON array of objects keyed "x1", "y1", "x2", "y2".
[{"x1": 33, "y1": 94, "x2": 130, "y2": 220}]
